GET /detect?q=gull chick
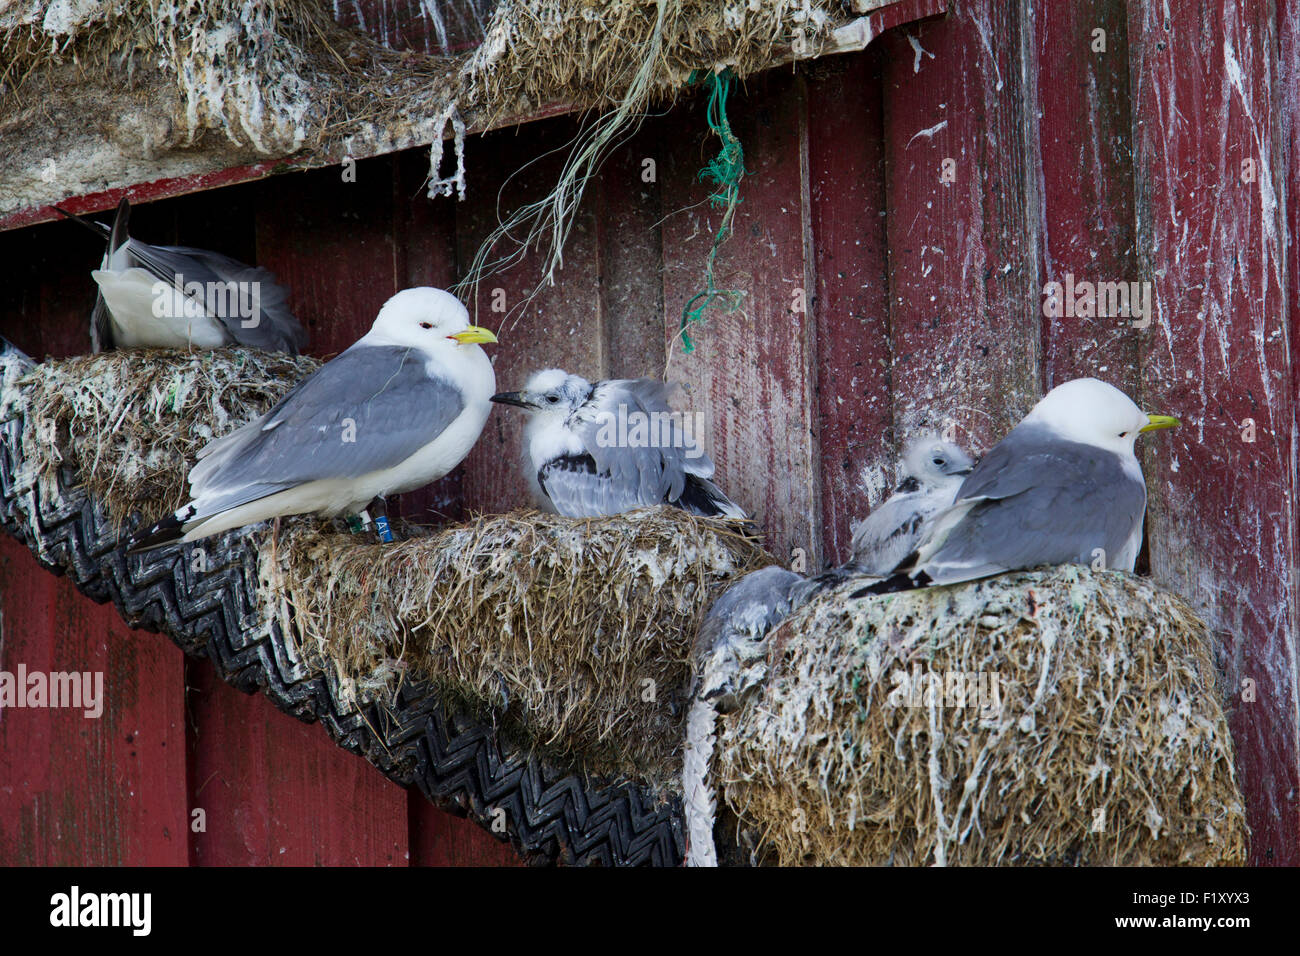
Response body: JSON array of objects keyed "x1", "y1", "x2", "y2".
[
  {"x1": 865, "y1": 378, "x2": 1179, "y2": 593},
  {"x1": 848, "y1": 435, "x2": 974, "y2": 575},
  {"x1": 57, "y1": 197, "x2": 307, "y2": 354},
  {"x1": 128, "y1": 288, "x2": 496, "y2": 549},
  {"x1": 490, "y1": 369, "x2": 747, "y2": 520}
]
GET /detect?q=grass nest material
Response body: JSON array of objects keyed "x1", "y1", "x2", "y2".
[
  {"x1": 3, "y1": 1, "x2": 860, "y2": 158},
  {"x1": 716, "y1": 566, "x2": 1249, "y2": 866},
  {"x1": 9, "y1": 349, "x2": 318, "y2": 527},
  {"x1": 267, "y1": 508, "x2": 772, "y2": 790}
]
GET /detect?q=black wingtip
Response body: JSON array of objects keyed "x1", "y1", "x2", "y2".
[
  {"x1": 851, "y1": 570, "x2": 931, "y2": 598},
  {"x1": 108, "y1": 196, "x2": 131, "y2": 253},
  {"x1": 124, "y1": 513, "x2": 185, "y2": 554},
  {"x1": 678, "y1": 473, "x2": 749, "y2": 522},
  {"x1": 53, "y1": 205, "x2": 112, "y2": 240}
]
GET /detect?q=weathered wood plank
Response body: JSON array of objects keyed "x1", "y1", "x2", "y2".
[
  {"x1": 0, "y1": 538, "x2": 190, "y2": 865},
  {"x1": 658, "y1": 71, "x2": 821, "y2": 565},
  {"x1": 1129, "y1": 0, "x2": 1299, "y2": 865},
  {"x1": 594, "y1": 124, "x2": 668, "y2": 382},
  {"x1": 1034, "y1": 0, "x2": 1140, "y2": 393},
  {"x1": 343, "y1": 0, "x2": 496, "y2": 55},
  {"x1": 880, "y1": 2, "x2": 1043, "y2": 453},
  {"x1": 805, "y1": 48, "x2": 894, "y2": 565},
  {"x1": 0, "y1": 219, "x2": 190, "y2": 866},
  {"x1": 408, "y1": 801, "x2": 522, "y2": 866},
  {"x1": 455, "y1": 117, "x2": 606, "y2": 516},
  {"x1": 186, "y1": 660, "x2": 408, "y2": 865},
  {"x1": 253, "y1": 157, "x2": 400, "y2": 357}
]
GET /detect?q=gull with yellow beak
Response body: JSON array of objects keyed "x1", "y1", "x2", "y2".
[
  {"x1": 129, "y1": 287, "x2": 498, "y2": 549},
  {"x1": 863, "y1": 378, "x2": 1180, "y2": 593}
]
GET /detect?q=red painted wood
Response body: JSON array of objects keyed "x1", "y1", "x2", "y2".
[
  {"x1": 408, "y1": 801, "x2": 522, "y2": 866},
  {"x1": 594, "y1": 122, "x2": 668, "y2": 382},
  {"x1": 3, "y1": 0, "x2": 1298, "y2": 868},
  {"x1": 393, "y1": 149, "x2": 468, "y2": 526},
  {"x1": 342, "y1": 0, "x2": 495, "y2": 55},
  {"x1": 253, "y1": 156, "x2": 400, "y2": 357},
  {"x1": 1128, "y1": 0, "x2": 1298, "y2": 865},
  {"x1": 0, "y1": 538, "x2": 190, "y2": 865},
  {"x1": 862, "y1": 0, "x2": 947, "y2": 37},
  {"x1": 658, "y1": 71, "x2": 822, "y2": 565},
  {"x1": 879, "y1": 3, "x2": 1043, "y2": 454},
  {"x1": 1034, "y1": 0, "x2": 1139, "y2": 393},
  {"x1": 0, "y1": 216, "x2": 190, "y2": 866},
  {"x1": 805, "y1": 48, "x2": 894, "y2": 566},
  {"x1": 186, "y1": 660, "x2": 408, "y2": 865},
  {"x1": 1284, "y1": 2, "x2": 1300, "y2": 860},
  {"x1": 456, "y1": 117, "x2": 606, "y2": 516}
]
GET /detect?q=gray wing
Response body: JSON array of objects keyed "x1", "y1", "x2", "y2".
[
  {"x1": 694, "y1": 566, "x2": 803, "y2": 656},
  {"x1": 535, "y1": 454, "x2": 654, "y2": 517},
  {"x1": 187, "y1": 345, "x2": 463, "y2": 518},
  {"x1": 580, "y1": 378, "x2": 712, "y2": 496},
  {"x1": 124, "y1": 240, "x2": 308, "y2": 353},
  {"x1": 849, "y1": 491, "x2": 945, "y2": 575},
  {"x1": 542, "y1": 378, "x2": 716, "y2": 517},
  {"x1": 694, "y1": 566, "x2": 803, "y2": 709},
  {"x1": 89, "y1": 294, "x2": 112, "y2": 354},
  {"x1": 917, "y1": 425, "x2": 1146, "y2": 584}
]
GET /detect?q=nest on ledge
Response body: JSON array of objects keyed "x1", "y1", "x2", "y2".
[
  {"x1": 714, "y1": 566, "x2": 1249, "y2": 866},
  {"x1": 265, "y1": 508, "x2": 772, "y2": 794}
]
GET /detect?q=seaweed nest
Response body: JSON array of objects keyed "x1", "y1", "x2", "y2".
[
  {"x1": 7, "y1": 349, "x2": 318, "y2": 527},
  {"x1": 267, "y1": 508, "x2": 772, "y2": 790},
  {"x1": 716, "y1": 566, "x2": 1249, "y2": 866}
]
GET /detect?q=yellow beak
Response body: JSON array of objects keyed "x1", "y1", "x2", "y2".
[
  {"x1": 449, "y1": 325, "x2": 498, "y2": 345},
  {"x1": 1139, "y1": 414, "x2": 1180, "y2": 432}
]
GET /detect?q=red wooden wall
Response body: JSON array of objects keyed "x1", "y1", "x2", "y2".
[{"x1": 1, "y1": 0, "x2": 1297, "y2": 865}]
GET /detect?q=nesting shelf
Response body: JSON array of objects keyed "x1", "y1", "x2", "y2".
[{"x1": 0, "y1": 345, "x2": 696, "y2": 866}]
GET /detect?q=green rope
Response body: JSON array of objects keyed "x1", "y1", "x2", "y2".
[{"x1": 679, "y1": 68, "x2": 746, "y2": 353}]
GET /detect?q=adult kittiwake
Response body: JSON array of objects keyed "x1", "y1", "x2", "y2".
[
  {"x1": 847, "y1": 435, "x2": 974, "y2": 575},
  {"x1": 490, "y1": 369, "x2": 747, "y2": 520},
  {"x1": 128, "y1": 288, "x2": 496, "y2": 549},
  {"x1": 57, "y1": 197, "x2": 307, "y2": 354},
  {"x1": 863, "y1": 378, "x2": 1179, "y2": 593}
]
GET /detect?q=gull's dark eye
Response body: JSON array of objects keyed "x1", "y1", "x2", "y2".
[
  {"x1": 419, "y1": 321, "x2": 433, "y2": 330},
  {"x1": 932, "y1": 457, "x2": 944, "y2": 466},
  {"x1": 546, "y1": 394, "x2": 559, "y2": 404},
  {"x1": 1119, "y1": 431, "x2": 1129, "y2": 439}
]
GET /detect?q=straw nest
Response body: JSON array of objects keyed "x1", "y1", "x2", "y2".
[
  {"x1": 716, "y1": 566, "x2": 1249, "y2": 866},
  {"x1": 8, "y1": 349, "x2": 318, "y2": 527},
  {"x1": 266, "y1": 508, "x2": 771, "y2": 790},
  {"x1": 3, "y1": 1, "x2": 859, "y2": 161}
]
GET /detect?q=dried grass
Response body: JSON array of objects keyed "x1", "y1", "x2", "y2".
[
  {"x1": 12, "y1": 349, "x2": 318, "y2": 527},
  {"x1": 716, "y1": 566, "x2": 1249, "y2": 866},
  {"x1": 4, "y1": 2, "x2": 870, "y2": 321},
  {"x1": 3, "y1": 1, "x2": 859, "y2": 170},
  {"x1": 268, "y1": 508, "x2": 772, "y2": 789}
]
